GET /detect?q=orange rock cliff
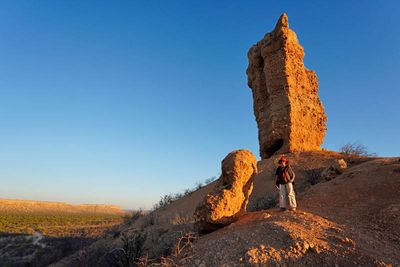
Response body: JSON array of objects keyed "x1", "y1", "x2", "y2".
[{"x1": 247, "y1": 13, "x2": 327, "y2": 159}]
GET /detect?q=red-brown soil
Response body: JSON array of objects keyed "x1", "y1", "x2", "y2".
[
  {"x1": 53, "y1": 152, "x2": 400, "y2": 266},
  {"x1": 188, "y1": 157, "x2": 400, "y2": 266}
]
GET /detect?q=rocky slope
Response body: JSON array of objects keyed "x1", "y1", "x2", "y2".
[
  {"x1": 52, "y1": 152, "x2": 400, "y2": 266},
  {"x1": 51, "y1": 14, "x2": 398, "y2": 266},
  {"x1": 187, "y1": 157, "x2": 400, "y2": 266}
]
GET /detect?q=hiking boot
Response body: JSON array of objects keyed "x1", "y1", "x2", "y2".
[
  {"x1": 279, "y1": 208, "x2": 286, "y2": 211},
  {"x1": 289, "y1": 208, "x2": 296, "y2": 212}
]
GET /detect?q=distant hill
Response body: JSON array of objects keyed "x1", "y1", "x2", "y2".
[{"x1": 0, "y1": 199, "x2": 128, "y2": 215}]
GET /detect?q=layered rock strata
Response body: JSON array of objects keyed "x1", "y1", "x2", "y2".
[
  {"x1": 194, "y1": 149, "x2": 257, "y2": 233},
  {"x1": 247, "y1": 13, "x2": 327, "y2": 159}
]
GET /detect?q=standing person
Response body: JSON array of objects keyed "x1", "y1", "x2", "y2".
[{"x1": 275, "y1": 156, "x2": 297, "y2": 211}]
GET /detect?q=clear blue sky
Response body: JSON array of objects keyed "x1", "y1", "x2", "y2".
[{"x1": 0, "y1": 1, "x2": 399, "y2": 209}]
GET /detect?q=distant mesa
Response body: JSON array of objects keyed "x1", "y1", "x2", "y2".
[
  {"x1": 0, "y1": 199, "x2": 127, "y2": 215},
  {"x1": 247, "y1": 13, "x2": 327, "y2": 159}
]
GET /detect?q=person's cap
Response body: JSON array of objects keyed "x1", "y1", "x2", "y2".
[{"x1": 279, "y1": 156, "x2": 289, "y2": 163}]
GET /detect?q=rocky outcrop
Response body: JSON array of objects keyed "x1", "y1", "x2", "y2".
[
  {"x1": 247, "y1": 13, "x2": 327, "y2": 159},
  {"x1": 194, "y1": 150, "x2": 257, "y2": 233},
  {"x1": 321, "y1": 159, "x2": 347, "y2": 180}
]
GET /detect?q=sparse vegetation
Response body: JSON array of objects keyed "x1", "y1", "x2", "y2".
[
  {"x1": 0, "y1": 213, "x2": 124, "y2": 238},
  {"x1": 109, "y1": 179, "x2": 203, "y2": 267},
  {"x1": 129, "y1": 210, "x2": 146, "y2": 223},
  {"x1": 152, "y1": 194, "x2": 175, "y2": 210},
  {"x1": 3, "y1": 174, "x2": 216, "y2": 267},
  {"x1": 160, "y1": 231, "x2": 198, "y2": 265},
  {"x1": 152, "y1": 176, "x2": 218, "y2": 211},
  {"x1": 170, "y1": 212, "x2": 194, "y2": 225},
  {"x1": 339, "y1": 142, "x2": 376, "y2": 157},
  {"x1": 0, "y1": 210, "x2": 127, "y2": 266},
  {"x1": 195, "y1": 181, "x2": 204, "y2": 190},
  {"x1": 204, "y1": 176, "x2": 218, "y2": 185},
  {"x1": 105, "y1": 230, "x2": 147, "y2": 266},
  {"x1": 141, "y1": 211, "x2": 158, "y2": 227},
  {"x1": 0, "y1": 232, "x2": 95, "y2": 267}
]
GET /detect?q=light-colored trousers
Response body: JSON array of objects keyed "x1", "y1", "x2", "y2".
[{"x1": 279, "y1": 183, "x2": 297, "y2": 209}]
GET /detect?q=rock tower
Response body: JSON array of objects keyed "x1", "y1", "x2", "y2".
[
  {"x1": 247, "y1": 13, "x2": 327, "y2": 159},
  {"x1": 194, "y1": 149, "x2": 257, "y2": 234}
]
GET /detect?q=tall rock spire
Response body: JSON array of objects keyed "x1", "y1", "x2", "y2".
[{"x1": 247, "y1": 13, "x2": 327, "y2": 159}]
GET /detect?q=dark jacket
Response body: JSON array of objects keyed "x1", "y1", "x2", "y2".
[{"x1": 275, "y1": 165, "x2": 295, "y2": 186}]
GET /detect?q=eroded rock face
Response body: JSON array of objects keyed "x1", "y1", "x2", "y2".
[
  {"x1": 194, "y1": 149, "x2": 257, "y2": 233},
  {"x1": 247, "y1": 13, "x2": 327, "y2": 159}
]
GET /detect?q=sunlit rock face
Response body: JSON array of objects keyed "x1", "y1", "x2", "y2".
[
  {"x1": 194, "y1": 149, "x2": 257, "y2": 234},
  {"x1": 247, "y1": 13, "x2": 327, "y2": 159}
]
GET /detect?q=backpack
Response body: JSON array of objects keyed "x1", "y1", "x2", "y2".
[{"x1": 283, "y1": 165, "x2": 295, "y2": 183}]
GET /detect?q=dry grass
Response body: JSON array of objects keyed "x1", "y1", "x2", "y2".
[
  {"x1": 0, "y1": 213, "x2": 124, "y2": 238},
  {"x1": 0, "y1": 209, "x2": 127, "y2": 266}
]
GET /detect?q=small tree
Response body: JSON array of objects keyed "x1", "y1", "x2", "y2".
[
  {"x1": 204, "y1": 176, "x2": 217, "y2": 185},
  {"x1": 105, "y1": 230, "x2": 147, "y2": 266},
  {"x1": 194, "y1": 182, "x2": 203, "y2": 190},
  {"x1": 153, "y1": 194, "x2": 174, "y2": 210},
  {"x1": 339, "y1": 142, "x2": 376, "y2": 157}
]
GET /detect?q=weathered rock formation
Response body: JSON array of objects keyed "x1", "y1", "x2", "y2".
[
  {"x1": 247, "y1": 13, "x2": 327, "y2": 159},
  {"x1": 194, "y1": 149, "x2": 257, "y2": 233}
]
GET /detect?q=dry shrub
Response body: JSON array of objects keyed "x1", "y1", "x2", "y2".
[
  {"x1": 204, "y1": 176, "x2": 217, "y2": 185},
  {"x1": 153, "y1": 195, "x2": 174, "y2": 210},
  {"x1": 172, "y1": 231, "x2": 197, "y2": 257},
  {"x1": 170, "y1": 213, "x2": 194, "y2": 226},
  {"x1": 141, "y1": 212, "x2": 158, "y2": 227},
  {"x1": 134, "y1": 223, "x2": 197, "y2": 266},
  {"x1": 135, "y1": 254, "x2": 155, "y2": 266},
  {"x1": 159, "y1": 231, "x2": 198, "y2": 266},
  {"x1": 340, "y1": 142, "x2": 376, "y2": 157},
  {"x1": 194, "y1": 182, "x2": 203, "y2": 190},
  {"x1": 105, "y1": 230, "x2": 147, "y2": 266}
]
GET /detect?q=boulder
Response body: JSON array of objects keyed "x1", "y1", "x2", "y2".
[
  {"x1": 194, "y1": 150, "x2": 257, "y2": 233},
  {"x1": 247, "y1": 13, "x2": 327, "y2": 159},
  {"x1": 321, "y1": 159, "x2": 347, "y2": 180}
]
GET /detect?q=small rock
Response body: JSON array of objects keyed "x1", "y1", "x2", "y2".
[
  {"x1": 301, "y1": 242, "x2": 310, "y2": 254},
  {"x1": 322, "y1": 159, "x2": 347, "y2": 180},
  {"x1": 263, "y1": 213, "x2": 272, "y2": 219}
]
